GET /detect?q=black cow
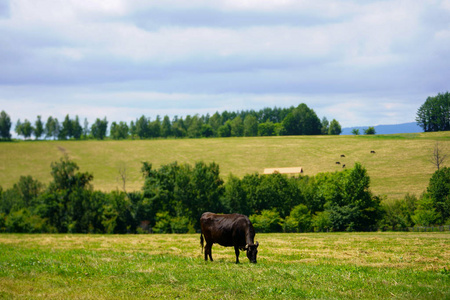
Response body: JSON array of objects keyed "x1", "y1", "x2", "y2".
[{"x1": 200, "y1": 212, "x2": 259, "y2": 264}]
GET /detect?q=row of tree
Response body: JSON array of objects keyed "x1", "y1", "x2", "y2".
[
  {"x1": 0, "y1": 104, "x2": 343, "y2": 141},
  {"x1": 1, "y1": 156, "x2": 448, "y2": 234}
]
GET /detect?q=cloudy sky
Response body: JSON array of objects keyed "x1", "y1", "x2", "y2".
[{"x1": 1, "y1": 0, "x2": 449, "y2": 129}]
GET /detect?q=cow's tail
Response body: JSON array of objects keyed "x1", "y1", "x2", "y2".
[{"x1": 200, "y1": 233, "x2": 204, "y2": 254}]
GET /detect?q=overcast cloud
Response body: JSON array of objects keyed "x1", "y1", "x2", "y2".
[{"x1": 1, "y1": 0, "x2": 449, "y2": 128}]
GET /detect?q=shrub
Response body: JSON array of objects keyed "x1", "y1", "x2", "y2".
[
  {"x1": 170, "y1": 216, "x2": 192, "y2": 233},
  {"x1": 5, "y1": 209, "x2": 52, "y2": 233},
  {"x1": 281, "y1": 215, "x2": 299, "y2": 233},
  {"x1": 380, "y1": 195, "x2": 417, "y2": 230},
  {"x1": 311, "y1": 211, "x2": 331, "y2": 232},
  {"x1": 412, "y1": 198, "x2": 440, "y2": 226},
  {"x1": 282, "y1": 204, "x2": 312, "y2": 232},
  {"x1": 249, "y1": 209, "x2": 281, "y2": 233},
  {"x1": 153, "y1": 211, "x2": 172, "y2": 233}
]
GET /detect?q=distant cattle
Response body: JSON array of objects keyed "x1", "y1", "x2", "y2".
[
  {"x1": 340, "y1": 154, "x2": 345, "y2": 158},
  {"x1": 200, "y1": 212, "x2": 259, "y2": 264},
  {"x1": 342, "y1": 164, "x2": 346, "y2": 168},
  {"x1": 336, "y1": 161, "x2": 341, "y2": 164},
  {"x1": 371, "y1": 150, "x2": 376, "y2": 154}
]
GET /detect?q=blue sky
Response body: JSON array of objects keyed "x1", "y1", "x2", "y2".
[{"x1": 1, "y1": 0, "x2": 449, "y2": 128}]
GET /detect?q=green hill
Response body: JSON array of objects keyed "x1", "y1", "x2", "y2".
[{"x1": 1, "y1": 132, "x2": 449, "y2": 199}]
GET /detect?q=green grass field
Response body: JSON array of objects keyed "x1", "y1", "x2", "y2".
[
  {"x1": 0, "y1": 233, "x2": 448, "y2": 299},
  {"x1": 1, "y1": 132, "x2": 450, "y2": 199}
]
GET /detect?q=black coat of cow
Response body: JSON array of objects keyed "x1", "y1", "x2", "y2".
[{"x1": 200, "y1": 212, "x2": 259, "y2": 263}]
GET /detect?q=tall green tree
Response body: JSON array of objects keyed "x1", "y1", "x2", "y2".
[
  {"x1": 91, "y1": 117, "x2": 108, "y2": 140},
  {"x1": 282, "y1": 103, "x2": 322, "y2": 135},
  {"x1": 426, "y1": 167, "x2": 450, "y2": 223},
  {"x1": 72, "y1": 116, "x2": 83, "y2": 140},
  {"x1": 0, "y1": 110, "x2": 12, "y2": 140},
  {"x1": 230, "y1": 116, "x2": 244, "y2": 137},
  {"x1": 328, "y1": 119, "x2": 342, "y2": 135},
  {"x1": 222, "y1": 174, "x2": 251, "y2": 215},
  {"x1": 16, "y1": 119, "x2": 33, "y2": 139},
  {"x1": 161, "y1": 115, "x2": 172, "y2": 138},
  {"x1": 15, "y1": 119, "x2": 22, "y2": 137},
  {"x1": 258, "y1": 121, "x2": 276, "y2": 136},
  {"x1": 136, "y1": 116, "x2": 149, "y2": 139},
  {"x1": 83, "y1": 118, "x2": 90, "y2": 139},
  {"x1": 140, "y1": 161, "x2": 224, "y2": 230},
  {"x1": 208, "y1": 112, "x2": 222, "y2": 136},
  {"x1": 200, "y1": 124, "x2": 214, "y2": 137},
  {"x1": 187, "y1": 115, "x2": 202, "y2": 138},
  {"x1": 59, "y1": 114, "x2": 73, "y2": 140},
  {"x1": 172, "y1": 117, "x2": 187, "y2": 138},
  {"x1": 218, "y1": 121, "x2": 232, "y2": 137},
  {"x1": 149, "y1": 116, "x2": 161, "y2": 138},
  {"x1": 243, "y1": 114, "x2": 258, "y2": 136},
  {"x1": 321, "y1": 117, "x2": 329, "y2": 135},
  {"x1": 44, "y1": 116, "x2": 56, "y2": 139},
  {"x1": 53, "y1": 119, "x2": 60, "y2": 140},
  {"x1": 48, "y1": 155, "x2": 93, "y2": 192},
  {"x1": 315, "y1": 163, "x2": 382, "y2": 231},
  {"x1": 110, "y1": 121, "x2": 129, "y2": 140},
  {"x1": 34, "y1": 116, "x2": 44, "y2": 140},
  {"x1": 34, "y1": 156, "x2": 94, "y2": 233},
  {"x1": 416, "y1": 92, "x2": 450, "y2": 132}
]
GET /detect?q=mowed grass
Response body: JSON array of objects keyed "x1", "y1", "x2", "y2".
[
  {"x1": 1, "y1": 132, "x2": 450, "y2": 199},
  {"x1": 0, "y1": 233, "x2": 449, "y2": 299}
]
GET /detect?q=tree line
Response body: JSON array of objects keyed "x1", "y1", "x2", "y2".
[
  {"x1": 1, "y1": 156, "x2": 448, "y2": 234},
  {"x1": 0, "y1": 103, "x2": 343, "y2": 141}
]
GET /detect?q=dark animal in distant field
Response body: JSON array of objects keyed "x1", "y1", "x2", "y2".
[
  {"x1": 341, "y1": 154, "x2": 345, "y2": 158},
  {"x1": 342, "y1": 164, "x2": 346, "y2": 168},
  {"x1": 371, "y1": 150, "x2": 376, "y2": 154},
  {"x1": 200, "y1": 212, "x2": 259, "y2": 264},
  {"x1": 336, "y1": 161, "x2": 341, "y2": 164}
]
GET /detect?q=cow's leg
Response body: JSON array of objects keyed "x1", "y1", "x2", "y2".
[
  {"x1": 204, "y1": 244, "x2": 208, "y2": 261},
  {"x1": 234, "y1": 246, "x2": 240, "y2": 264},
  {"x1": 205, "y1": 243, "x2": 213, "y2": 261}
]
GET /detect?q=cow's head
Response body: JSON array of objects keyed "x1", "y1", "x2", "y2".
[{"x1": 245, "y1": 241, "x2": 259, "y2": 263}]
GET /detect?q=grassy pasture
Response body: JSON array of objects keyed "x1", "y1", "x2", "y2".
[
  {"x1": 1, "y1": 132, "x2": 450, "y2": 199},
  {"x1": 0, "y1": 232, "x2": 449, "y2": 299}
]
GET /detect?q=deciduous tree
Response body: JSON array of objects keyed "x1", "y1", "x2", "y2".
[
  {"x1": 244, "y1": 114, "x2": 258, "y2": 136},
  {"x1": 282, "y1": 103, "x2": 321, "y2": 135},
  {"x1": 34, "y1": 116, "x2": 44, "y2": 140},
  {"x1": 416, "y1": 92, "x2": 450, "y2": 132},
  {"x1": 0, "y1": 110, "x2": 12, "y2": 140},
  {"x1": 328, "y1": 119, "x2": 342, "y2": 135}
]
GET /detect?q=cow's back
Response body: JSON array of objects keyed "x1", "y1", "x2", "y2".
[{"x1": 200, "y1": 212, "x2": 251, "y2": 247}]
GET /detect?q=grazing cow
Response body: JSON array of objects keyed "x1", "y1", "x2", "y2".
[
  {"x1": 336, "y1": 161, "x2": 341, "y2": 164},
  {"x1": 341, "y1": 154, "x2": 346, "y2": 158},
  {"x1": 200, "y1": 212, "x2": 259, "y2": 264},
  {"x1": 371, "y1": 150, "x2": 376, "y2": 154},
  {"x1": 342, "y1": 164, "x2": 346, "y2": 168}
]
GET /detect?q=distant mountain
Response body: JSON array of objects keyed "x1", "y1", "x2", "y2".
[{"x1": 341, "y1": 122, "x2": 422, "y2": 135}]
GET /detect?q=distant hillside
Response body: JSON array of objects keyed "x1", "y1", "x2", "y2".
[
  {"x1": 1, "y1": 132, "x2": 448, "y2": 199},
  {"x1": 342, "y1": 122, "x2": 422, "y2": 135}
]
